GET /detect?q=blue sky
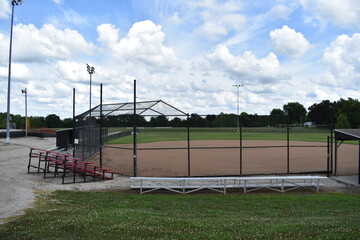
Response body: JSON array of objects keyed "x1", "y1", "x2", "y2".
[{"x1": 0, "y1": 0, "x2": 359, "y2": 119}]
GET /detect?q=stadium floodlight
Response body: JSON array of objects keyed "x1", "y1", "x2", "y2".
[
  {"x1": 12, "y1": 0, "x2": 23, "y2": 5},
  {"x1": 6, "y1": 0, "x2": 23, "y2": 144},
  {"x1": 21, "y1": 88, "x2": 27, "y2": 136},
  {"x1": 86, "y1": 63, "x2": 95, "y2": 114},
  {"x1": 232, "y1": 84, "x2": 243, "y2": 132}
]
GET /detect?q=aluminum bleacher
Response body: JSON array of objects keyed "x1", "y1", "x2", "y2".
[{"x1": 130, "y1": 176, "x2": 327, "y2": 194}]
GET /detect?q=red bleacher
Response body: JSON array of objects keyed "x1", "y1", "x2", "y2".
[{"x1": 27, "y1": 148, "x2": 118, "y2": 184}]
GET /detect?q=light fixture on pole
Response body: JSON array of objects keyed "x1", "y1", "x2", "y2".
[
  {"x1": 21, "y1": 88, "x2": 27, "y2": 136},
  {"x1": 6, "y1": 0, "x2": 23, "y2": 144},
  {"x1": 232, "y1": 84, "x2": 243, "y2": 132},
  {"x1": 86, "y1": 63, "x2": 95, "y2": 113}
]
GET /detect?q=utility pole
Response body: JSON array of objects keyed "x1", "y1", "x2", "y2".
[
  {"x1": 86, "y1": 64, "x2": 95, "y2": 113},
  {"x1": 6, "y1": 0, "x2": 23, "y2": 144},
  {"x1": 22, "y1": 88, "x2": 27, "y2": 136},
  {"x1": 232, "y1": 84, "x2": 243, "y2": 132}
]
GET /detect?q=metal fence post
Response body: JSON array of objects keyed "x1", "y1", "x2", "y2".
[
  {"x1": 330, "y1": 124, "x2": 334, "y2": 173},
  {"x1": 133, "y1": 79, "x2": 137, "y2": 177},
  {"x1": 358, "y1": 140, "x2": 360, "y2": 184},
  {"x1": 187, "y1": 114, "x2": 191, "y2": 177},
  {"x1": 72, "y1": 88, "x2": 75, "y2": 157},
  {"x1": 327, "y1": 136, "x2": 330, "y2": 177},
  {"x1": 99, "y1": 83, "x2": 103, "y2": 167},
  {"x1": 287, "y1": 119, "x2": 290, "y2": 173},
  {"x1": 239, "y1": 118, "x2": 242, "y2": 175}
]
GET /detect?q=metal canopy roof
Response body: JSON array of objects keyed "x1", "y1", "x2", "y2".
[
  {"x1": 334, "y1": 129, "x2": 360, "y2": 140},
  {"x1": 334, "y1": 128, "x2": 360, "y2": 185},
  {"x1": 76, "y1": 100, "x2": 187, "y2": 119}
]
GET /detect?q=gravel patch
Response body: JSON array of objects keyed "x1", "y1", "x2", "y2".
[
  {"x1": 0, "y1": 137, "x2": 130, "y2": 224},
  {"x1": 0, "y1": 137, "x2": 357, "y2": 224}
]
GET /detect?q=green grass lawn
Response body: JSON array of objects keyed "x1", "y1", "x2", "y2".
[
  {"x1": 0, "y1": 191, "x2": 359, "y2": 240},
  {"x1": 106, "y1": 127, "x2": 332, "y2": 144}
]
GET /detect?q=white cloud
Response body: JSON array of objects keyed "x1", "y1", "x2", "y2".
[
  {"x1": 270, "y1": 25, "x2": 311, "y2": 58},
  {"x1": 0, "y1": 0, "x2": 11, "y2": 19},
  {"x1": 188, "y1": 0, "x2": 242, "y2": 12},
  {"x1": 63, "y1": 10, "x2": 88, "y2": 26},
  {"x1": 98, "y1": 20, "x2": 179, "y2": 72},
  {"x1": 47, "y1": 9, "x2": 88, "y2": 28},
  {"x1": 301, "y1": 0, "x2": 360, "y2": 29},
  {"x1": 322, "y1": 33, "x2": 360, "y2": 86},
  {"x1": 188, "y1": 0, "x2": 246, "y2": 40},
  {"x1": 168, "y1": 12, "x2": 183, "y2": 24},
  {"x1": 196, "y1": 22, "x2": 228, "y2": 39},
  {"x1": 0, "y1": 33, "x2": 8, "y2": 63},
  {"x1": 55, "y1": 61, "x2": 88, "y2": 82},
  {"x1": 52, "y1": 0, "x2": 64, "y2": 4},
  {"x1": 205, "y1": 44, "x2": 290, "y2": 84},
  {"x1": 97, "y1": 24, "x2": 119, "y2": 46},
  {"x1": 212, "y1": 91, "x2": 234, "y2": 106},
  {"x1": 4, "y1": 24, "x2": 97, "y2": 62},
  {"x1": 219, "y1": 13, "x2": 246, "y2": 31},
  {"x1": 268, "y1": 4, "x2": 293, "y2": 21},
  {"x1": 0, "y1": 63, "x2": 31, "y2": 80}
]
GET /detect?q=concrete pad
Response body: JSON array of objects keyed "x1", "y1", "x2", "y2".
[{"x1": 332, "y1": 175, "x2": 360, "y2": 186}]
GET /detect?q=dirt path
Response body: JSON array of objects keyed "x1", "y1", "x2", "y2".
[{"x1": 0, "y1": 137, "x2": 130, "y2": 224}]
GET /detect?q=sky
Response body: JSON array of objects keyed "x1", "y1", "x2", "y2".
[{"x1": 0, "y1": 0, "x2": 359, "y2": 119}]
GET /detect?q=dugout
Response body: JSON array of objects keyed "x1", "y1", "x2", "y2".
[{"x1": 334, "y1": 129, "x2": 360, "y2": 184}]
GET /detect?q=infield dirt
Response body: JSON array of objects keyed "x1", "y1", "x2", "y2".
[{"x1": 98, "y1": 140, "x2": 358, "y2": 177}]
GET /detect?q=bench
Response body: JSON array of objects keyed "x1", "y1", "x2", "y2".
[
  {"x1": 130, "y1": 176, "x2": 327, "y2": 194},
  {"x1": 28, "y1": 148, "x2": 119, "y2": 184}
]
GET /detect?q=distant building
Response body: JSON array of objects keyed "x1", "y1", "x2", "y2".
[{"x1": 304, "y1": 122, "x2": 315, "y2": 127}]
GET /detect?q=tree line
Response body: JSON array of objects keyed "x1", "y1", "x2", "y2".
[
  {"x1": 1, "y1": 98, "x2": 359, "y2": 129},
  {"x1": 102, "y1": 98, "x2": 360, "y2": 128},
  {"x1": 0, "y1": 113, "x2": 73, "y2": 129}
]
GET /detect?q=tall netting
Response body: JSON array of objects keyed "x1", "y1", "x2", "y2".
[
  {"x1": 288, "y1": 126, "x2": 329, "y2": 173},
  {"x1": 336, "y1": 143, "x2": 359, "y2": 175},
  {"x1": 333, "y1": 129, "x2": 360, "y2": 176},
  {"x1": 73, "y1": 116, "x2": 102, "y2": 160},
  {"x1": 241, "y1": 127, "x2": 288, "y2": 175},
  {"x1": 137, "y1": 126, "x2": 189, "y2": 177},
  {"x1": 74, "y1": 99, "x2": 336, "y2": 177}
]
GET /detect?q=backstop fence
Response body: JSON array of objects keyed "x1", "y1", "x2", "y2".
[{"x1": 73, "y1": 110, "x2": 335, "y2": 177}]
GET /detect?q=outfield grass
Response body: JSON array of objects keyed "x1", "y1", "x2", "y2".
[
  {"x1": 0, "y1": 191, "x2": 359, "y2": 240},
  {"x1": 106, "y1": 127, "x2": 332, "y2": 144}
]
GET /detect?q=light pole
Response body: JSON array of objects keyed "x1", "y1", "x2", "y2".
[
  {"x1": 232, "y1": 84, "x2": 243, "y2": 132},
  {"x1": 6, "y1": 0, "x2": 22, "y2": 144},
  {"x1": 86, "y1": 64, "x2": 95, "y2": 112},
  {"x1": 21, "y1": 88, "x2": 27, "y2": 136}
]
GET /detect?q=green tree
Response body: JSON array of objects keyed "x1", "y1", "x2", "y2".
[
  {"x1": 170, "y1": 117, "x2": 186, "y2": 127},
  {"x1": 30, "y1": 116, "x2": 46, "y2": 128},
  {"x1": 11, "y1": 114, "x2": 24, "y2": 129},
  {"x1": 63, "y1": 118, "x2": 73, "y2": 128},
  {"x1": 269, "y1": 108, "x2": 285, "y2": 126},
  {"x1": 239, "y1": 112, "x2": 250, "y2": 127},
  {"x1": 283, "y1": 102, "x2": 307, "y2": 125},
  {"x1": 45, "y1": 114, "x2": 63, "y2": 128},
  {"x1": 335, "y1": 98, "x2": 360, "y2": 128},
  {"x1": 149, "y1": 115, "x2": 169, "y2": 127},
  {"x1": 212, "y1": 113, "x2": 237, "y2": 127},
  {"x1": 336, "y1": 112, "x2": 351, "y2": 128},
  {"x1": 307, "y1": 100, "x2": 336, "y2": 125},
  {"x1": 0, "y1": 113, "x2": 6, "y2": 129}
]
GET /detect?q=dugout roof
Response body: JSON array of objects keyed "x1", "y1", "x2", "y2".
[
  {"x1": 334, "y1": 129, "x2": 360, "y2": 140},
  {"x1": 76, "y1": 100, "x2": 187, "y2": 119},
  {"x1": 334, "y1": 128, "x2": 360, "y2": 185}
]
